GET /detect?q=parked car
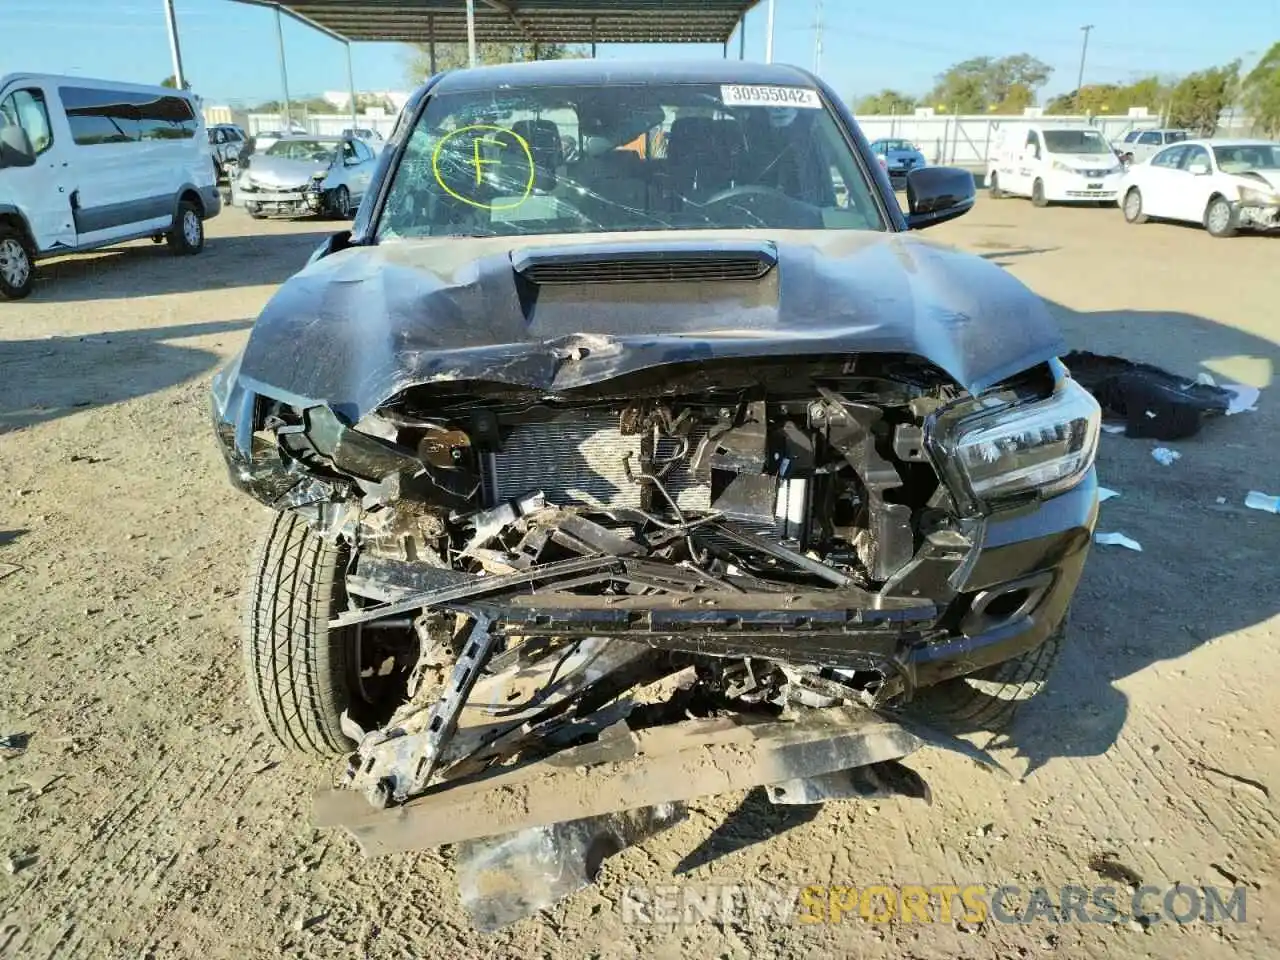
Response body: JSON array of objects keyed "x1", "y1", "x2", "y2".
[
  {"x1": 1111, "y1": 128, "x2": 1191, "y2": 166},
  {"x1": 869, "y1": 137, "x2": 926, "y2": 182},
  {"x1": 342, "y1": 126, "x2": 383, "y2": 144},
  {"x1": 208, "y1": 123, "x2": 248, "y2": 181},
  {"x1": 236, "y1": 134, "x2": 376, "y2": 218},
  {"x1": 0, "y1": 72, "x2": 220, "y2": 300},
  {"x1": 210, "y1": 60, "x2": 1099, "y2": 901},
  {"x1": 988, "y1": 123, "x2": 1125, "y2": 206},
  {"x1": 1119, "y1": 138, "x2": 1280, "y2": 237}
]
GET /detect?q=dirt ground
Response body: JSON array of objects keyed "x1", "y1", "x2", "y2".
[{"x1": 1, "y1": 199, "x2": 1277, "y2": 960}]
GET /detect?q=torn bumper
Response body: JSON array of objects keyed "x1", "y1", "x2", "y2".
[{"x1": 316, "y1": 704, "x2": 930, "y2": 855}]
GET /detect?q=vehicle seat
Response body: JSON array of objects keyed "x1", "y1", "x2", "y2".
[
  {"x1": 666, "y1": 116, "x2": 732, "y2": 200},
  {"x1": 564, "y1": 136, "x2": 648, "y2": 222},
  {"x1": 510, "y1": 119, "x2": 563, "y2": 192}
]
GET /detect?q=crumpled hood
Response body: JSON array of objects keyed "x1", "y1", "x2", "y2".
[
  {"x1": 1232, "y1": 170, "x2": 1280, "y2": 192},
  {"x1": 245, "y1": 154, "x2": 330, "y2": 188},
  {"x1": 221, "y1": 229, "x2": 1067, "y2": 422}
]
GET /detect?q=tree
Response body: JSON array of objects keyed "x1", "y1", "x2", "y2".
[
  {"x1": 923, "y1": 54, "x2": 1052, "y2": 113},
  {"x1": 160, "y1": 75, "x2": 191, "y2": 91},
  {"x1": 1241, "y1": 42, "x2": 1280, "y2": 137},
  {"x1": 405, "y1": 41, "x2": 586, "y2": 83},
  {"x1": 853, "y1": 89, "x2": 916, "y2": 114},
  {"x1": 1045, "y1": 77, "x2": 1168, "y2": 115},
  {"x1": 1167, "y1": 60, "x2": 1240, "y2": 134}
]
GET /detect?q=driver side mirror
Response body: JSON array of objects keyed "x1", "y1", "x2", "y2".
[
  {"x1": 904, "y1": 166, "x2": 975, "y2": 230},
  {"x1": 1188, "y1": 161, "x2": 1210, "y2": 176},
  {"x1": 0, "y1": 121, "x2": 36, "y2": 169}
]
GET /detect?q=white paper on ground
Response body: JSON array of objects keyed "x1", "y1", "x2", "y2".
[
  {"x1": 1095, "y1": 532, "x2": 1142, "y2": 551},
  {"x1": 1098, "y1": 487, "x2": 1120, "y2": 502},
  {"x1": 1223, "y1": 384, "x2": 1260, "y2": 415},
  {"x1": 1151, "y1": 447, "x2": 1181, "y2": 466},
  {"x1": 1101, "y1": 423, "x2": 1126, "y2": 435}
]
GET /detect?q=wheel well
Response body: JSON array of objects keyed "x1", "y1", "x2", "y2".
[
  {"x1": 0, "y1": 212, "x2": 36, "y2": 253},
  {"x1": 180, "y1": 188, "x2": 204, "y2": 217}
]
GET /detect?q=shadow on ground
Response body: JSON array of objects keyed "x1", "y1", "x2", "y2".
[
  {"x1": 994, "y1": 298, "x2": 1278, "y2": 774},
  {"x1": 20, "y1": 228, "x2": 332, "y2": 302},
  {"x1": 0, "y1": 319, "x2": 252, "y2": 433}
]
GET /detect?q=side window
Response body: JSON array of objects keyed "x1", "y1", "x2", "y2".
[
  {"x1": 1123, "y1": 131, "x2": 1141, "y2": 143},
  {"x1": 1166, "y1": 131, "x2": 1187, "y2": 143},
  {"x1": 342, "y1": 140, "x2": 358, "y2": 163},
  {"x1": 1139, "y1": 132, "x2": 1162, "y2": 145},
  {"x1": 1152, "y1": 145, "x2": 1187, "y2": 168},
  {"x1": 137, "y1": 95, "x2": 196, "y2": 140},
  {"x1": 61, "y1": 86, "x2": 140, "y2": 145},
  {"x1": 1024, "y1": 131, "x2": 1041, "y2": 158},
  {"x1": 355, "y1": 140, "x2": 373, "y2": 162},
  {"x1": 0, "y1": 88, "x2": 55, "y2": 155}
]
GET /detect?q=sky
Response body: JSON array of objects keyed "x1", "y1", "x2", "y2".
[{"x1": 0, "y1": 0, "x2": 1274, "y2": 107}]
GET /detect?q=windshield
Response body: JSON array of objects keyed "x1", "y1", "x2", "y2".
[
  {"x1": 376, "y1": 81, "x2": 886, "y2": 239},
  {"x1": 1042, "y1": 129, "x2": 1111, "y2": 154},
  {"x1": 264, "y1": 139, "x2": 337, "y2": 162},
  {"x1": 1214, "y1": 144, "x2": 1280, "y2": 174},
  {"x1": 876, "y1": 139, "x2": 915, "y2": 152}
]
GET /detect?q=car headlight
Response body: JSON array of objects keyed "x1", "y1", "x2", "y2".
[
  {"x1": 928, "y1": 379, "x2": 1101, "y2": 510},
  {"x1": 1052, "y1": 160, "x2": 1074, "y2": 173},
  {"x1": 1239, "y1": 185, "x2": 1280, "y2": 205}
]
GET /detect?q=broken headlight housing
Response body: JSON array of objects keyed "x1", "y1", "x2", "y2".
[
  {"x1": 928, "y1": 378, "x2": 1101, "y2": 511},
  {"x1": 1238, "y1": 184, "x2": 1280, "y2": 206}
]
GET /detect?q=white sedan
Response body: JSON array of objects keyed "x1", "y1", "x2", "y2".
[{"x1": 1118, "y1": 138, "x2": 1280, "y2": 237}]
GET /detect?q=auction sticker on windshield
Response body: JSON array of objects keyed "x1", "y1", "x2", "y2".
[{"x1": 720, "y1": 85, "x2": 822, "y2": 108}]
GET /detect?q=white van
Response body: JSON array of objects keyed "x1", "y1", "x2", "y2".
[
  {"x1": 987, "y1": 124, "x2": 1125, "y2": 207},
  {"x1": 0, "y1": 74, "x2": 221, "y2": 300}
]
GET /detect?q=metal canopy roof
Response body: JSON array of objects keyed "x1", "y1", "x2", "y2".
[{"x1": 237, "y1": 1, "x2": 760, "y2": 44}]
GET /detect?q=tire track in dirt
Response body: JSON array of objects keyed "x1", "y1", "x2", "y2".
[{"x1": 9, "y1": 729, "x2": 261, "y2": 958}]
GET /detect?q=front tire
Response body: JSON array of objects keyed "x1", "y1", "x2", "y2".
[
  {"x1": 167, "y1": 200, "x2": 204, "y2": 256},
  {"x1": 1122, "y1": 187, "x2": 1148, "y2": 224},
  {"x1": 0, "y1": 226, "x2": 34, "y2": 301},
  {"x1": 1205, "y1": 196, "x2": 1237, "y2": 238},
  {"x1": 242, "y1": 512, "x2": 362, "y2": 755},
  {"x1": 910, "y1": 616, "x2": 1067, "y2": 732},
  {"x1": 1031, "y1": 179, "x2": 1049, "y2": 207},
  {"x1": 330, "y1": 185, "x2": 352, "y2": 219}
]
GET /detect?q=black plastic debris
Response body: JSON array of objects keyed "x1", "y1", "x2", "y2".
[{"x1": 1063, "y1": 351, "x2": 1235, "y2": 441}]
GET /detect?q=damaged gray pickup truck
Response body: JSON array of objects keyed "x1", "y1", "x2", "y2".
[{"x1": 210, "y1": 60, "x2": 1100, "y2": 926}]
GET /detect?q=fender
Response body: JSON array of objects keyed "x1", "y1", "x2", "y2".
[
  {"x1": 172, "y1": 180, "x2": 222, "y2": 224},
  {"x1": 0, "y1": 202, "x2": 37, "y2": 252}
]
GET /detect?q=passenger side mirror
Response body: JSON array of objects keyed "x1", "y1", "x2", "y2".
[
  {"x1": 1188, "y1": 161, "x2": 1210, "y2": 176},
  {"x1": 306, "y1": 230, "x2": 352, "y2": 266},
  {"x1": 904, "y1": 166, "x2": 975, "y2": 230},
  {"x1": 0, "y1": 121, "x2": 36, "y2": 169}
]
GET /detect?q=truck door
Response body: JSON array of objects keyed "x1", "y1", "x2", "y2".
[
  {"x1": 0, "y1": 83, "x2": 76, "y2": 252},
  {"x1": 1012, "y1": 129, "x2": 1041, "y2": 195}
]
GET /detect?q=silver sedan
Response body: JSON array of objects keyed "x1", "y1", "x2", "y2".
[{"x1": 236, "y1": 135, "x2": 378, "y2": 219}]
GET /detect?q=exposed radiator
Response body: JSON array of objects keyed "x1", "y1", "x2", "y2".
[{"x1": 483, "y1": 411, "x2": 711, "y2": 512}]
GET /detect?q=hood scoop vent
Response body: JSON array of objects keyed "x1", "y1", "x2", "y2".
[{"x1": 511, "y1": 240, "x2": 777, "y2": 286}]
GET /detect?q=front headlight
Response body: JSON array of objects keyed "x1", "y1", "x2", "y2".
[
  {"x1": 928, "y1": 379, "x2": 1101, "y2": 510},
  {"x1": 1052, "y1": 160, "x2": 1074, "y2": 173},
  {"x1": 1239, "y1": 185, "x2": 1280, "y2": 205}
]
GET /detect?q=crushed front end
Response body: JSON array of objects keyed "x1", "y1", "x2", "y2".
[{"x1": 214, "y1": 343, "x2": 1098, "y2": 810}]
